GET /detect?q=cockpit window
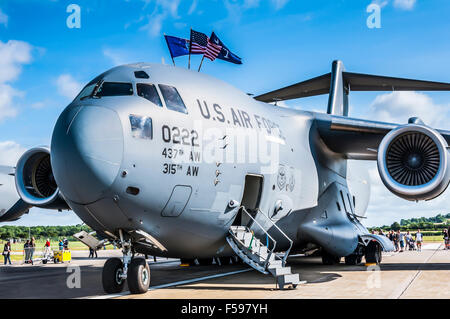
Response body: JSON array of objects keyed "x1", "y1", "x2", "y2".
[
  {"x1": 158, "y1": 84, "x2": 187, "y2": 114},
  {"x1": 77, "y1": 82, "x2": 97, "y2": 100},
  {"x1": 134, "y1": 71, "x2": 149, "y2": 79},
  {"x1": 137, "y1": 83, "x2": 162, "y2": 107},
  {"x1": 94, "y1": 82, "x2": 133, "y2": 97}
]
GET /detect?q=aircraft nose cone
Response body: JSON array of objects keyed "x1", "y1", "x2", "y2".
[{"x1": 51, "y1": 106, "x2": 124, "y2": 204}]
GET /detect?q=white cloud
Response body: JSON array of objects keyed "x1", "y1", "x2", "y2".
[
  {"x1": 56, "y1": 74, "x2": 82, "y2": 100},
  {"x1": 0, "y1": 9, "x2": 8, "y2": 27},
  {"x1": 0, "y1": 84, "x2": 21, "y2": 120},
  {"x1": 271, "y1": 0, "x2": 289, "y2": 10},
  {"x1": 137, "y1": 0, "x2": 181, "y2": 37},
  {"x1": 188, "y1": 0, "x2": 198, "y2": 14},
  {"x1": 370, "y1": 0, "x2": 389, "y2": 8},
  {"x1": 243, "y1": 0, "x2": 261, "y2": 9},
  {"x1": 0, "y1": 40, "x2": 33, "y2": 84},
  {"x1": 369, "y1": 91, "x2": 449, "y2": 130},
  {"x1": 0, "y1": 141, "x2": 26, "y2": 166},
  {"x1": 140, "y1": 13, "x2": 166, "y2": 37},
  {"x1": 103, "y1": 48, "x2": 129, "y2": 66},
  {"x1": 393, "y1": 0, "x2": 416, "y2": 10},
  {"x1": 0, "y1": 40, "x2": 33, "y2": 121}
]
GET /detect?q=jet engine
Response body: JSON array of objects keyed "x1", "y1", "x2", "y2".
[
  {"x1": 377, "y1": 124, "x2": 450, "y2": 201},
  {"x1": 15, "y1": 147, "x2": 69, "y2": 209}
]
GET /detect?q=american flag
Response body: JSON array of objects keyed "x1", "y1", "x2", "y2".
[
  {"x1": 204, "y1": 40, "x2": 222, "y2": 61},
  {"x1": 190, "y1": 30, "x2": 208, "y2": 54}
]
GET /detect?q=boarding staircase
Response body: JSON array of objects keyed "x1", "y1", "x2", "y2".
[{"x1": 226, "y1": 207, "x2": 304, "y2": 290}]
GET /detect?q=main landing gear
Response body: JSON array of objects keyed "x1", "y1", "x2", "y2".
[
  {"x1": 102, "y1": 230, "x2": 151, "y2": 294},
  {"x1": 364, "y1": 241, "x2": 382, "y2": 264},
  {"x1": 321, "y1": 250, "x2": 341, "y2": 265}
]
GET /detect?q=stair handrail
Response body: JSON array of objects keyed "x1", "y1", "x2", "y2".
[
  {"x1": 255, "y1": 208, "x2": 293, "y2": 267},
  {"x1": 239, "y1": 207, "x2": 277, "y2": 270}
]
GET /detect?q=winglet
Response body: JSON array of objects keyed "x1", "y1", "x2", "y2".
[{"x1": 327, "y1": 60, "x2": 349, "y2": 116}]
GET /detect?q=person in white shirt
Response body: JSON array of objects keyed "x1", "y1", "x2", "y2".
[{"x1": 415, "y1": 229, "x2": 423, "y2": 252}]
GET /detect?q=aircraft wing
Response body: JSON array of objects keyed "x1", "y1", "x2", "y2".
[
  {"x1": 315, "y1": 113, "x2": 450, "y2": 160},
  {"x1": 0, "y1": 165, "x2": 15, "y2": 176},
  {"x1": 255, "y1": 72, "x2": 450, "y2": 103}
]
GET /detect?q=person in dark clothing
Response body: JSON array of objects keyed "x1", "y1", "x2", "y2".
[
  {"x1": 3, "y1": 242, "x2": 12, "y2": 265},
  {"x1": 88, "y1": 247, "x2": 98, "y2": 258},
  {"x1": 24, "y1": 240, "x2": 30, "y2": 264}
]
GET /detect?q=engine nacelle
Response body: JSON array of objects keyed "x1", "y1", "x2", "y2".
[
  {"x1": 15, "y1": 146, "x2": 69, "y2": 210},
  {"x1": 377, "y1": 125, "x2": 450, "y2": 201}
]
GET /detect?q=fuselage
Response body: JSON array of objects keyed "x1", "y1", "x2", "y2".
[{"x1": 50, "y1": 63, "x2": 370, "y2": 258}]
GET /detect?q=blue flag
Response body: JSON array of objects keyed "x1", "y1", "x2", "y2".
[
  {"x1": 164, "y1": 35, "x2": 190, "y2": 58},
  {"x1": 209, "y1": 32, "x2": 242, "y2": 65}
]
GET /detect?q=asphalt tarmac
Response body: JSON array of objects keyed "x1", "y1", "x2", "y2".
[{"x1": 0, "y1": 243, "x2": 448, "y2": 299}]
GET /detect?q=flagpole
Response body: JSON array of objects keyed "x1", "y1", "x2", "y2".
[
  {"x1": 188, "y1": 28, "x2": 192, "y2": 70},
  {"x1": 198, "y1": 56, "x2": 205, "y2": 72}
]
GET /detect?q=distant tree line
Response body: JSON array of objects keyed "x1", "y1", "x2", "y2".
[
  {"x1": 0, "y1": 225, "x2": 93, "y2": 241},
  {"x1": 369, "y1": 213, "x2": 450, "y2": 233}
]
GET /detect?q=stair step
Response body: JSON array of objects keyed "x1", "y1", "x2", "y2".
[
  {"x1": 227, "y1": 225, "x2": 302, "y2": 291},
  {"x1": 270, "y1": 266, "x2": 291, "y2": 276},
  {"x1": 278, "y1": 273, "x2": 301, "y2": 287},
  {"x1": 267, "y1": 259, "x2": 282, "y2": 268},
  {"x1": 231, "y1": 226, "x2": 246, "y2": 232}
]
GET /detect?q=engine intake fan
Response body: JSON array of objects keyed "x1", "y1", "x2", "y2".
[
  {"x1": 377, "y1": 124, "x2": 450, "y2": 201},
  {"x1": 15, "y1": 146, "x2": 69, "y2": 209}
]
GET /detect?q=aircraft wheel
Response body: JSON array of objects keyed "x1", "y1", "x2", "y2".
[
  {"x1": 365, "y1": 242, "x2": 382, "y2": 264},
  {"x1": 127, "y1": 258, "x2": 151, "y2": 294},
  {"x1": 102, "y1": 258, "x2": 125, "y2": 294},
  {"x1": 344, "y1": 254, "x2": 359, "y2": 265},
  {"x1": 322, "y1": 252, "x2": 341, "y2": 265},
  {"x1": 197, "y1": 258, "x2": 213, "y2": 266}
]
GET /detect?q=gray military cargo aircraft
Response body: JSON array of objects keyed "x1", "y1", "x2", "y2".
[{"x1": 9, "y1": 60, "x2": 450, "y2": 293}]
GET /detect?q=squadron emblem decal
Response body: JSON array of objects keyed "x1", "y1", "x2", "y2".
[{"x1": 277, "y1": 165, "x2": 286, "y2": 190}]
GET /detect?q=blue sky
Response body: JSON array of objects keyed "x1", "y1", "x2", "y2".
[{"x1": 1, "y1": 0, "x2": 450, "y2": 226}]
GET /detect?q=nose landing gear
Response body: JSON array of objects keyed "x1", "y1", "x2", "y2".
[{"x1": 102, "y1": 229, "x2": 151, "y2": 295}]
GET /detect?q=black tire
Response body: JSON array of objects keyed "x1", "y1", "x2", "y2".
[
  {"x1": 42, "y1": 259, "x2": 47, "y2": 265},
  {"x1": 365, "y1": 242, "x2": 382, "y2": 264},
  {"x1": 345, "y1": 254, "x2": 358, "y2": 265},
  {"x1": 102, "y1": 258, "x2": 125, "y2": 294},
  {"x1": 127, "y1": 258, "x2": 151, "y2": 294},
  {"x1": 322, "y1": 251, "x2": 340, "y2": 265},
  {"x1": 197, "y1": 258, "x2": 213, "y2": 266}
]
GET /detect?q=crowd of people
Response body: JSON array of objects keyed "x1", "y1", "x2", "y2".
[
  {"x1": 387, "y1": 229, "x2": 423, "y2": 252},
  {"x1": 372, "y1": 226, "x2": 450, "y2": 252},
  {"x1": 2, "y1": 237, "x2": 71, "y2": 266}
]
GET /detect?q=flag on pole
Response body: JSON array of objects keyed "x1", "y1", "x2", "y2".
[
  {"x1": 204, "y1": 39, "x2": 222, "y2": 61},
  {"x1": 164, "y1": 35, "x2": 190, "y2": 58},
  {"x1": 209, "y1": 32, "x2": 242, "y2": 65},
  {"x1": 189, "y1": 29, "x2": 209, "y2": 55}
]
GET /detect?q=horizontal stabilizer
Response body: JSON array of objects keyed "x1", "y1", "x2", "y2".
[{"x1": 255, "y1": 71, "x2": 450, "y2": 103}]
